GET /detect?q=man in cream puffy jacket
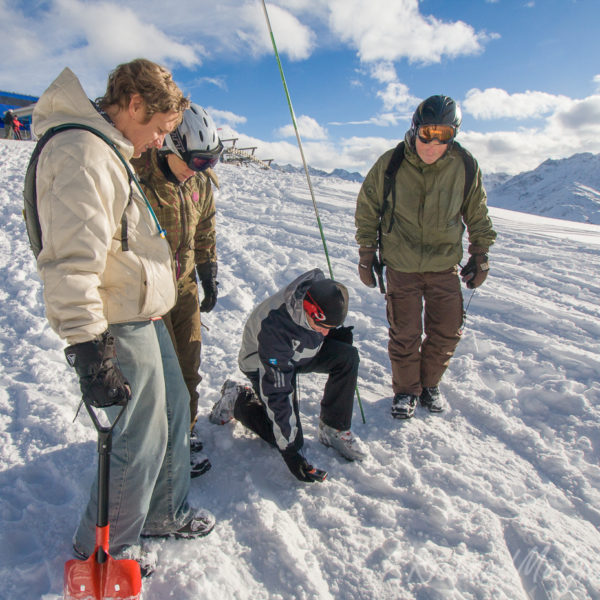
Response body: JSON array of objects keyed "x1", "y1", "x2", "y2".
[{"x1": 34, "y1": 59, "x2": 215, "y2": 572}]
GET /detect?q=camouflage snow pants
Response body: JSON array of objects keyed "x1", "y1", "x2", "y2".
[{"x1": 162, "y1": 271, "x2": 202, "y2": 428}]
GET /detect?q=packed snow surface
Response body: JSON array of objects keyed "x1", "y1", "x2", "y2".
[{"x1": 0, "y1": 139, "x2": 599, "y2": 599}]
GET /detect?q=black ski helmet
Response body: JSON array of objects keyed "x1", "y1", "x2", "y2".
[
  {"x1": 303, "y1": 279, "x2": 349, "y2": 328},
  {"x1": 410, "y1": 95, "x2": 462, "y2": 141}
]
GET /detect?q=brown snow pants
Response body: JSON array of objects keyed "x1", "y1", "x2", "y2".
[
  {"x1": 385, "y1": 267, "x2": 463, "y2": 396},
  {"x1": 162, "y1": 271, "x2": 202, "y2": 428}
]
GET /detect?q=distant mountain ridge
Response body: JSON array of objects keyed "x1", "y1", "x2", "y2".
[
  {"x1": 273, "y1": 152, "x2": 600, "y2": 225},
  {"x1": 483, "y1": 172, "x2": 512, "y2": 191},
  {"x1": 486, "y1": 152, "x2": 600, "y2": 224},
  {"x1": 271, "y1": 162, "x2": 364, "y2": 183}
]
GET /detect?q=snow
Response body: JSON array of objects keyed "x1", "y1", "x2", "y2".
[{"x1": 1, "y1": 138, "x2": 600, "y2": 599}]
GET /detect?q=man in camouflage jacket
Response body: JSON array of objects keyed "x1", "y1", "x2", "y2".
[{"x1": 132, "y1": 148, "x2": 219, "y2": 428}]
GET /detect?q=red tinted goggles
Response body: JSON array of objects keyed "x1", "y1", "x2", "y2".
[
  {"x1": 303, "y1": 291, "x2": 335, "y2": 328},
  {"x1": 417, "y1": 124, "x2": 455, "y2": 144}
]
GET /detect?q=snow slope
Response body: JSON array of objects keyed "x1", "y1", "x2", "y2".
[
  {"x1": 487, "y1": 152, "x2": 600, "y2": 225},
  {"x1": 1, "y1": 138, "x2": 599, "y2": 600}
]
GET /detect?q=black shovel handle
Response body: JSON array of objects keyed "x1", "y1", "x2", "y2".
[{"x1": 83, "y1": 402, "x2": 127, "y2": 531}]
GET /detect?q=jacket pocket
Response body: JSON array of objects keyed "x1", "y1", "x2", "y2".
[{"x1": 137, "y1": 253, "x2": 177, "y2": 317}]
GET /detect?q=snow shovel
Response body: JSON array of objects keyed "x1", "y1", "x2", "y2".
[{"x1": 64, "y1": 401, "x2": 142, "y2": 600}]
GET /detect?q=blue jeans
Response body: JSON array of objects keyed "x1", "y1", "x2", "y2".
[{"x1": 74, "y1": 319, "x2": 192, "y2": 555}]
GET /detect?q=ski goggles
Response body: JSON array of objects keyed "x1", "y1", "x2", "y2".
[
  {"x1": 303, "y1": 291, "x2": 336, "y2": 328},
  {"x1": 417, "y1": 124, "x2": 456, "y2": 144},
  {"x1": 184, "y1": 140, "x2": 224, "y2": 172}
]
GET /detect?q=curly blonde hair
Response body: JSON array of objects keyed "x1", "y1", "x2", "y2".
[{"x1": 97, "y1": 58, "x2": 190, "y2": 123}]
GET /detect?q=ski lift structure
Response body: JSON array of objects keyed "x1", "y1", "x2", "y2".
[{"x1": 220, "y1": 137, "x2": 272, "y2": 170}]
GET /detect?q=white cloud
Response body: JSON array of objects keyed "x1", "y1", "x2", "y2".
[
  {"x1": 259, "y1": 3, "x2": 316, "y2": 61},
  {"x1": 594, "y1": 75, "x2": 600, "y2": 92},
  {"x1": 376, "y1": 82, "x2": 420, "y2": 113},
  {"x1": 0, "y1": 0, "x2": 206, "y2": 97},
  {"x1": 276, "y1": 115, "x2": 328, "y2": 140},
  {"x1": 56, "y1": 0, "x2": 199, "y2": 67},
  {"x1": 330, "y1": 113, "x2": 411, "y2": 128},
  {"x1": 327, "y1": 0, "x2": 490, "y2": 65},
  {"x1": 458, "y1": 94, "x2": 600, "y2": 174},
  {"x1": 189, "y1": 77, "x2": 228, "y2": 92},
  {"x1": 369, "y1": 62, "x2": 398, "y2": 84},
  {"x1": 463, "y1": 88, "x2": 572, "y2": 120},
  {"x1": 548, "y1": 95, "x2": 600, "y2": 131},
  {"x1": 207, "y1": 108, "x2": 248, "y2": 127},
  {"x1": 0, "y1": 0, "x2": 318, "y2": 98},
  {"x1": 232, "y1": 91, "x2": 600, "y2": 177}
]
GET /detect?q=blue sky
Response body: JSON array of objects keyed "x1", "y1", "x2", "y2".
[{"x1": 2, "y1": 0, "x2": 600, "y2": 175}]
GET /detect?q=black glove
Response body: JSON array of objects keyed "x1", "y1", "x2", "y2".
[
  {"x1": 65, "y1": 331, "x2": 131, "y2": 408},
  {"x1": 358, "y1": 247, "x2": 377, "y2": 288},
  {"x1": 196, "y1": 261, "x2": 218, "y2": 312},
  {"x1": 460, "y1": 244, "x2": 490, "y2": 289},
  {"x1": 281, "y1": 448, "x2": 316, "y2": 483},
  {"x1": 326, "y1": 325, "x2": 354, "y2": 345}
]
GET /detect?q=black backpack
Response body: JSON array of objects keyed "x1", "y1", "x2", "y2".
[{"x1": 23, "y1": 123, "x2": 162, "y2": 258}]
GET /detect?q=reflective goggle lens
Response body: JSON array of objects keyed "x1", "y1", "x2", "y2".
[
  {"x1": 185, "y1": 140, "x2": 224, "y2": 172},
  {"x1": 417, "y1": 124, "x2": 455, "y2": 144},
  {"x1": 188, "y1": 154, "x2": 219, "y2": 172}
]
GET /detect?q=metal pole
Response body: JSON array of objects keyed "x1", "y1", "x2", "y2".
[{"x1": 259, "y1": 1, "x2": 366, "y2": 423}]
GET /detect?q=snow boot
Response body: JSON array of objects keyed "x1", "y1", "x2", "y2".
[
  {"x1": 189, "y1": 429, "x2": 203, "y2": 453},
  {"x1": 318, "y1": 420, "x2": 367, "y2": 461},
  {"x1": 141, "y1": 507, "x2": 215, "y2": 539},
  {"x1": 209, "y1": 379, "x2": 254, "y2": 425},
  {"x1": 420, "y1": 386, "x2": 446, "y2": 413},
  {"x1": 171, "y1": 507, "x2": 216, "y2": 539},
  {"x1": 190, "y1": 454, "x2": 211, "y2": 478},
  {"x1": 391, "y1": 393, "x2": 418, "y2": 419},
  {"x1": 189, "y1": 427, "x2": 211, "y2": 477}
]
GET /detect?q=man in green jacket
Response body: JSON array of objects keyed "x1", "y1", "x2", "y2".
[
  {"x1": 132, "y1": 104, "x2": 223, "y2": 474},
  {"x1": 355, "y1": 95, "x2": 496, "y2": 419}
]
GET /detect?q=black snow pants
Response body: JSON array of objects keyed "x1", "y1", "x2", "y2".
[{"x1": 234, "y1": 337, "x2": 359, "y2": 448}]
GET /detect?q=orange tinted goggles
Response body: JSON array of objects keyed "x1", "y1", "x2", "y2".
[{"x1": 417, "y1": 124, "x2": 455, "y2": 144}]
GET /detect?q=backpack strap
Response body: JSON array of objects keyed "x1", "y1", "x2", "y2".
[
  {"x1": 23, "y1": 127, "x2": 63, "y2": 257},
  {"x1": 373, "y1": 142, "x2": 406, "y2": 294},
  {"x1": 23, "y1": 123, "x2": 165, "y2": 258},
  {"x1": 453, "y1": 141, "x2": 477, "y2": 202},
  {"x1": 381, "y1": 141, "x2": 405, "y2": 235}
]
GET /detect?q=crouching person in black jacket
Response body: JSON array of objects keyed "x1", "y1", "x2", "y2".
[{"x1": 210, "y1": 268, "x2": 367, "y2": 481}]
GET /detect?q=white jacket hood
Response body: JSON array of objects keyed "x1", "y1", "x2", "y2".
[{"x1": 33, "y1": 67, "x2": 134, "y2": 158}]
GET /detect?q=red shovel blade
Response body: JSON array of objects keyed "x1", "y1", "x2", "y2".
[{"x1": 64, "y1": 553, "x2": 142, "y2": 600}]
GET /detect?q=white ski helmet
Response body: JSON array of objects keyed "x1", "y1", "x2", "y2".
[{"x1": 165, "y1": 103, "x2": 223, "y2": 171}]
